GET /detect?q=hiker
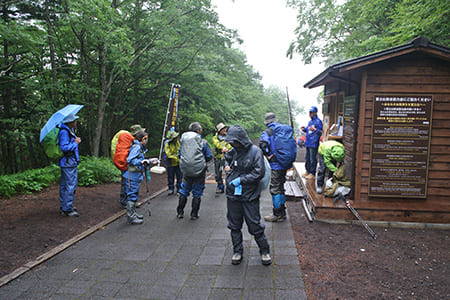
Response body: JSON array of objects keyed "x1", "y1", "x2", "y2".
[
  {"x1": 224, "y1": 125, "x2": 271, "y2": 265},
  {"x1": 301, "y1": 106, "x2": 323, "y2": 180},
  {"x1": 123, "y1": 130, "x2": 158, "y2": 225},
  {"x1": 164, "y1": 130, "x2": 182, "y2": 195},
  {"x1": 259, "y1": 112, "x2": 297, "y2": 222},
  {"x1": 212, "y1": 122, "x2": 232, "y2": 194},
  {"x1": 118, "y1": 124, "x2": 146, "y2": 208},
  {"x1": 58, "y1": 113, "x2": 82, "y2": 217},
  {"x1": 177, "y1": 122, "x2": 213, "y2": 220},
  {"x1": 316, "y1": 140, "x2": 345, "y2": 194}
]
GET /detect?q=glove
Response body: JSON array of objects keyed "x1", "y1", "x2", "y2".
[
  {"x1": 230, "y1": 177, "x2": 241, "y2": 186},
  {"x1": 234, "y1": 184, "x2": 242, "y2": 196}
]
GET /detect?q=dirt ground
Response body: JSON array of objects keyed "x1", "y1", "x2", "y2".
[{"x1": 1, "y1": 170, "x2": 449, "y2": 299}]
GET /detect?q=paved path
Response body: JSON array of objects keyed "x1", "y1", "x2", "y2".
[{"x1": 0, "y1": 184, "x2": 306, "y2": 299}]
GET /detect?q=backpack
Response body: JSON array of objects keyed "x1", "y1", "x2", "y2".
[
  {"x1": 111, "y1": 130, "x2": 135, "y2": 171},
  {"x1": 268, "y1": 124, "x2": 297, "y2": 169},
  {"x1": 179, "y1": 131, "x2": 205, "y2": 177},
  {"x1": 41, "y1": 127, "x2": 70, "y2": 160},
  {"x1": 258, "y1": 155, "x2": 271, "y2": 192}
]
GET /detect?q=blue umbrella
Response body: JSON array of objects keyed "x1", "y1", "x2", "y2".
[{"x1": 40, "y1": 104, "x2": 84, "y2": 142}]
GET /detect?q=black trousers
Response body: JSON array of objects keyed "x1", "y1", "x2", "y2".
[{"x1": 227, "y1": 197, "x2": 270, "y2": 255}]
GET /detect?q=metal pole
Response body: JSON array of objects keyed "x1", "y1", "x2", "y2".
[{"x1": 286, "y1": 87, "x2": 294, "y2": 130}]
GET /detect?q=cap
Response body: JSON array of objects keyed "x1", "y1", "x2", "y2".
[
  {"x1": 166, "y1": 131, "x2": 179, "y2": 141},
  {"x1": 309, "y1": 106, "x2": 318, "y2": 113},
  {"x1": 130, "y1": 124, "x2": 146, "y2": 136},
  {"x1": 264, "y1": 112, "x2": 278, "y2": 125},
  {"x1": 216, "y1": 122, "x2": 227, "y2": 133}
]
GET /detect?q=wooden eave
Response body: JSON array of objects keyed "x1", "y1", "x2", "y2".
[{"x1": 304, "y1": 37, "x2": 450, "y2": 89}]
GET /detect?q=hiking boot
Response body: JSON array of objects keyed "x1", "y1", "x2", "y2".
[
  {"x1": 301, "y1": 172, "x2": 310, "y2": 178},
  {"x1": 264, "y1": 213, "x2": 283, "y2": 222},
  {"x1": 305, "y1": 174, "x2": 315, "y2": 180},
  {"x1": 126, "y1": 201, "x2": 143, "y2": 225},
  {"x1": 316, "y1": 187, "x2": 323, "y2": 194},
  {"x1": 60, "y1": 210, "x2": 79, "y2": 217},
  {"x1": 231, "y1": 253, "x2": 242, "y2": 265},
  {"x1": 261, "y1": 253, "x2": 272, "y2": 265}
]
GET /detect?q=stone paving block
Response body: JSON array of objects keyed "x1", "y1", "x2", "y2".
[
  {"x1": 183, "y1": 274, "x2": 217, "y2": 288},
  {"x1": 83, "y1": 281, "x2": 123, "y2": 298},
  {"x1": 244, "y1": 275, "x2": 274, "y2": 289},
  {"x1": 177, "y1": 286, "x2": 211, "y2": 300},
  {"x1": 214, "y1": 275, "x2": 245, "y2": 288},
  {"x1": 242, "y1": 288, "x2": 274, "y2": 300},
  {"x1": 196, "y1": 255, "x2": 224, "y2": 265},
  {"x1": 275, "y1": 288, "x2": 308, "y2": 300},
  {"x1": 274, "y1": 247, "x2": 298, "y2": 256},
  {"x1": 209, "y1": 287, "x2": 242, "y2": 299},
  {"x1": 114, "y1": 282, "x2": 153, "y2": 299},
  {"x1": 127, "y1": 270, "x2": 160, "y2": 285},
  {"x1": 147, "y1": 283, "x2": 181, "y2": 299},
  {"x1": 189, "y1": 264, "x2": 221, "y2": 276},
  {"x1": 274, "y1": 255, "x2": 300, "y2": 266},
  {"x1": 56, "y1": 279, "x2": 96, "y2": 296}
]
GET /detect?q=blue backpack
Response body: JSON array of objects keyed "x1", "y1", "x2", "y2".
[{"x1": 271, "y1": 124, "x2": 297, "y2": 169}]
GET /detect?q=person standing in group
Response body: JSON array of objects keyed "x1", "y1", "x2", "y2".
[
  {"x1": 259, "y1": 112, "x2": 297, "y2": 222},
  {"x1": 123, "y1": 131, "x2": 158, "y2": 225},
  {"x1": 316, "y1": 140, "x2": 345, "y2": 194},
  {"x1": 58, "y1": 113, "x2": 82, "y2": 217},
  {"x1": 117, "y1": 124, "x2": 146, "y2": 208},
  {"x1": 164, "y1": 130, "x2": 182, "y2": 195},
  {"x1": 301, "y1": 106, "x2": 323, "y2": 180},
  {"x1": 224, "y1": 125, "x2": 271, "y2": 265},
  {"x1": 212, "y1": 122, "x2": 232, "y2": 194},
  {"x1": 177, "y1": 122, "x2": 213, "y2": 220}
]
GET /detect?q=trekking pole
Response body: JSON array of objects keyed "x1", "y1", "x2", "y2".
[
  {"x1": 334, "y1": 194, "x2": 377, "y2": 239},
  {"x1": 143, "y1": 161, "x2": 152, "y2": 216}
]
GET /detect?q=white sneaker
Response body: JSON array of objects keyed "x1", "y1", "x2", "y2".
[
  {"x1": 316, "y1": 187, "x2": 323, "y2": 194},
  {"x1": 261, "y1": 253, "x2": 272, "y2": 265},
  {"x1": 231, "y1": 253, "x2": 242, "y2": 265}
]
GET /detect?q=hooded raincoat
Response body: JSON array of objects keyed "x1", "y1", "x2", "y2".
[
  {"x1": 318, "y1": 140, "x2": 345, "y2": 172},
  {"x1": 224, "y1": 125, "x2": 265, "y2": 201}
]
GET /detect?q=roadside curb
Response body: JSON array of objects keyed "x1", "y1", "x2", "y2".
[{"x1": 0, "y1": 187, "x2": 167, "y2": 288}]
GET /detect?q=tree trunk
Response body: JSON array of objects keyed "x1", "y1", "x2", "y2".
[{"x1": 92, "y1": 43, "x2": 107, "y2": 157}]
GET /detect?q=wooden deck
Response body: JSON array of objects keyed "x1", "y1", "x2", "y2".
[{"x1": 292, "y1": 162, "x2": 450, "y2": 223}]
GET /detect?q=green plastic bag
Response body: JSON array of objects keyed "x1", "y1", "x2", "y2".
[{"x1": 41, "y1": 128, "x2": 63, "y2": 160}]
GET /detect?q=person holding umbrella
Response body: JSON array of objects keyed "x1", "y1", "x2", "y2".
[{"x1": 58, "y1": 113, "x2": 82, "y2": 217}]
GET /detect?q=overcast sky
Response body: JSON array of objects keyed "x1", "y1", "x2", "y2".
[{"x1": 211, "y1": 0, "x2": 324, "y2": 126}]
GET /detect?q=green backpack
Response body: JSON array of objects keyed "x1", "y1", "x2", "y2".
[{"x1": 41, "y1": 127, "x2": 66, "y2": 160}]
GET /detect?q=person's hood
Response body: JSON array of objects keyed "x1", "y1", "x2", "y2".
[
  {"x1": 331, "y1": 145, "x2": 345, "y2": 162},
  {"x1": 224, "y1": 125, "x2": 252, "y2": 150}
]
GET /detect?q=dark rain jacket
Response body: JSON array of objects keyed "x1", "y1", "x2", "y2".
[{"x1": 224, "y1": 125, "x2": 265, "y2": 202}]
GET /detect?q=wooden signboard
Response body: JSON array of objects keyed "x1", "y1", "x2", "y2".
[
  {"x1": 369, "y1": 95, "x2": 433, "y2": 198},
  {"x1": 343, "y1": 96, "x2": 356, "y2": 184}
]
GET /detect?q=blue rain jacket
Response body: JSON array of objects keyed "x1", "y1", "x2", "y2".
[
  {"x1": 303, "y1": 115, "x2": 322, "y2": 148},
  {"x1": 58, "y1": 123, "x2": 80, "y2": 168}
]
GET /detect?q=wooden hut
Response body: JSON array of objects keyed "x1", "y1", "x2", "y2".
[{"x1": 300, "y1": 37, "x2": 450, "y2": 224}]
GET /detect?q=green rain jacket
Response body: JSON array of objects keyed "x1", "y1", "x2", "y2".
[
  {"x1": 212, "y1": 133, "x2": 232, "y2": 159},
  {"x1": 164, "y1": 139, "x2": 180, "y2": 167},
  {"x1": 318, "y1": 140, "x2": 345, "y2": 172}
]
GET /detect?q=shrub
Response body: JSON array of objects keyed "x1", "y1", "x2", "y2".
[{"x1": 0, "y1": 156, "x2": 121, "y2": 197}]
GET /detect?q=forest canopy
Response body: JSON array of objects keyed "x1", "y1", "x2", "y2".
[{"x1": 0, "y1": 0, "x2": 300, "y2": 174}]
